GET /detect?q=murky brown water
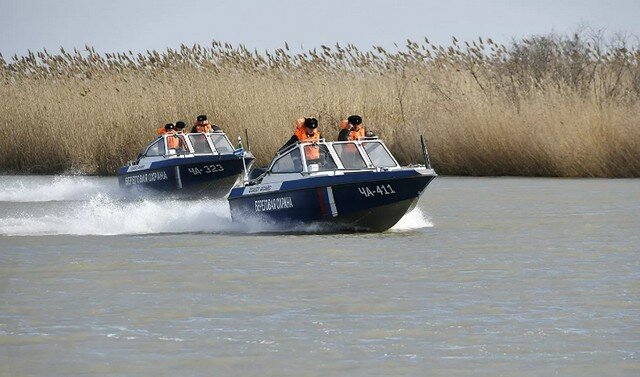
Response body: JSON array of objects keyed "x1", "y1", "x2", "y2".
[{"x1": 1, "y1": 176, "x2": 638, "y2": 376}]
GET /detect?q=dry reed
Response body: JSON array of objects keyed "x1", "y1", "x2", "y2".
[{"x1": 1, "y1": 33, "x2": 639, "y2": 177}]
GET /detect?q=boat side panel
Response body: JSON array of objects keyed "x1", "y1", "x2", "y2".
[
  {"x1": 118, "y1": 155, "x2": 253, "y2": 196},
  {"x1": 117, "y1": 167, "x2": 178, "y2": 191},
  {"x1": 229, "y1": 174, "x2": 434, "y2": 229},
  {"x1": 228, "y1": 169, "x2": 429, "y2": 198},
  {"x1": 330, "y1": 175, "x2": 433, "y2": 215},
  {"x1": 230, "y1": 188, "x2": 326, "y2": 223},
  {"x1": 178, "y1": 158, "x2": 246, "y2": 190}
]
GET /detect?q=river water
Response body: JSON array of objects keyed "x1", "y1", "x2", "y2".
[{"x1": 0, "y1": 175, "x2": 638, "y2": 376}]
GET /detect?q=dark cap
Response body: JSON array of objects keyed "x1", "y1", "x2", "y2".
[
  {"x1": 304, "y1": 117, "x2": 318, "y2": 129},
  {"x1": 175, "y1": 121, "x2": 186, "y2": 129},
  {"x1": 164, "y1": 123, "x2": 175, "y2": 130},
  {"x1": 196, "y1": 115, "x2": 207, "y2": 122},
  {"x1": 347, "y1": 115, "x2": 362, "y2": 126}
]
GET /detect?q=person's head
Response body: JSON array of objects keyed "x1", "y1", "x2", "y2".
[
  {"x1": 175, "y1": 121, "x2": 186, "y2": 131},
  {"x1": 347, "y1": 115, "x2": 363, "y2": 129},
  {"x1": 196, "y1": 114, "x2": 209, "y2": 125},
  {"x1": 164, "y1": 123, "x2": 175, "y2": 131},
  {"x1": 304, "y1": 117, "x2": 318, "y2": 134}
]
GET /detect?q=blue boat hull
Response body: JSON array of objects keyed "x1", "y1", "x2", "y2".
[
  {"x1": 118, "y1": 155, "x2": 253, "y2": 197},
  {"x1": 228, "y1": 169, "x2": 435, "y2": 232}
]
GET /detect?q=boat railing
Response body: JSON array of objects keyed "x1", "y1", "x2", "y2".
[
  {"x1": 307, "y1": 138, "x2": 399, "y2": 170},
  {"x1": 275, "y1": 137, "x2": 380, "y2": 156},
  {"x1": 126, "y1": 130, "x2": 243, "y2": 168},
  {"x1": 275, "y1": 138, "x2": 328, "y2": 157},
  {"x1": 266, "y1": 138, "x2": 401, "y2": 175},
  {"x1": 135, "y1": 132, "x2": 236, "y2": 159}
]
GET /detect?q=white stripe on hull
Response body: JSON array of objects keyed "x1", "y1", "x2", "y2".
[{"x1": 327, "y1": 186, "x2": 338, "y2": 217}]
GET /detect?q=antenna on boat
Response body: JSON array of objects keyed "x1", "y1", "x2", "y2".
[
  {"x1": 244, "y1": 128, "x2": 251, "y2": 151},
  {"x1": 420, "y1": 134, "x2": 432, "y2": 169},
  {"x1": 236, "y1": 136, "x2": 249, "y2": 184}
]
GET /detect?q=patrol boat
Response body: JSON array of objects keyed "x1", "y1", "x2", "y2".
[
  {"x1": 118, "y1": 132, "x2": 254, "y2": 197},
  {"x1": 227, "y1": 137, "x2": 437, "y2": 232}
]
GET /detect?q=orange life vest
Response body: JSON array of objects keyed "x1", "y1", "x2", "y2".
[
  {"x1": 294, "y1": 126, "x2": 320, "y2": 160},
  {"x1": 339, "y1": 119, "x2": 366, "y2": 140},
  {"x1": 195, "y1": 122, "x2": 213, "y2": 133},
  {"x1": 166, "y1": 132, "x2": 180, "y2": 149},
  {"x1": 348, "y1": 127, "x2": 366, "y2": 141},
  {"x1": 156, "y1": 126, "x2": 167, "y2": 135}
]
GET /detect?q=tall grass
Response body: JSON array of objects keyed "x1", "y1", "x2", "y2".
[{"x1": 1, "y1": 33, "x2": 639, "y2": 176}]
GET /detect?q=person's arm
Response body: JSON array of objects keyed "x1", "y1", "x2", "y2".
[
  {"x1": 338, "y1": 119, "x2": 351, "y2": 141},
  {"x1": 279, "y1": 135, "x2": 299, "y2": 152}
]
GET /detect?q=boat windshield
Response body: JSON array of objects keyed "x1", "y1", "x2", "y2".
[
  {"x1": 145, "y1": 138, "x2": 165, "y2": 157},
  {"x1": 306, "y1": 144, "x2": 338, "y2": 172},
  {"x1": 332, "y1": 142, "x2": 368, "y2": 169},
  {"x1": 209, "y1": 134, "x2": 234, "y2": 154},
  {"x1": 188, "y1": 134, "x2": 213, "y2": 154},
  {"x1": 362, "y1": 141, "x2": 397, "y2": 168},
  {"x1": 271, "y1": 148, "x2": 303, "y2": 173},
  {"x1": 173, "y1": 134, "x2": 189, "y2": 154}
]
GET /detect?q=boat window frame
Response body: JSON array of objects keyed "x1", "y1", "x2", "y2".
[
  {"x1": 266, "y1": 139, "x2": 399, "y2": 174},
  {"x1": 166, "y1": 133, "x2": 191, "y2": 155},
  {"x1": 330, "y1": 141, "x2": 371, "y2": 170},
  {"x1": 303, "y1": 143, "x2": 340, "y2": 173},
  {"x1": 186, "y1": 133, "x2": 215, "y2": 155},
  {"x1": 269, "y1": 147, "x2": 304, "y2": 174},
  {"x1": 144, "y1": 137, "x2": 166, "y2": 157},
  {"x1": 293, "y1": 141, "x2": 340, "y2": 173},
  {"x1": 361, "y1": 140, "x2": 399, "y2": 168},
  {"x1": 140, "y1": 132, "x2": 238, "y2": 159},
  {"x1": 208, "y1": 132, "x2": 235, "y2": 155}
]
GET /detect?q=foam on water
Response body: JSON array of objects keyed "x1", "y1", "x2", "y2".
[
  {"x1": 1, "y1": 197, "x2": 432, "y2": 236},
  {"x1": 0, "y1": 175, "x2": 433, "y2": 236},
  {"x1": 0, "y1": 175, "x2": 125, "y2": 202},
  {"x1": 390, "y1": 207, "x2": 433, "y2": 231},
  {"x1": 0, "y1": 195, "x2": 235, "y2": 236}
]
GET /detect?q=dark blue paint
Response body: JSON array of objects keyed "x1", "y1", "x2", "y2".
[
  {"x1": 118, "y1": 154, "x2": 254, "y2": 195},
  {"x1": 228, "y1": 170, "x2": 434, "y2": 230}
]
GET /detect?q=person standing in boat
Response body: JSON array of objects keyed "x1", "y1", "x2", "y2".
[
  {"x1": 173, "y1": 121, "x2": 189, "y2": 153},
  {"x1": 280, "y1": 118, "x2": 320, "y2": 149},
  {"x1": 175, "y1": 121, "x2": 187, "y2": 134},
  {"x1": 279, "y1": 117, "x2": 321, "y2": 164},
  {"x1": 337, "y1": 115, "x2": 369, "y2": 141},
  {"x1": 191, "y1": 115, "x2": 211, "y2": 133},
  {"x1": 162, "y1": 123, "x2": 181, "y2": 150},
  {"x1": 156, "y1": 123, "x2": 175, "y2": 135},
  {"x1": 191, "y1": 114, "x2": 222, "y2": 133}
]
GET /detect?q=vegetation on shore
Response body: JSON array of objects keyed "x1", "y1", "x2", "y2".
[{"x1": 1, "y1": 32, "x2": 639, "y2": 177}]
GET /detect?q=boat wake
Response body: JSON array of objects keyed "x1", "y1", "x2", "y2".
[
  {"x1": 0, "y1": 175, "x2": 126, "y2": 202},
  {"x1": 1, "y1": 197, "x2": 432, "y2": 237},
  {"x1": 390, "y1": 207, "x2": 433, "y2": 231},
  {"x1": 0, "y1": 176, "x2": 433, "y2": 236},
  {"x1": 0, "y1": 195, "x2": 236, "y2": 236}
]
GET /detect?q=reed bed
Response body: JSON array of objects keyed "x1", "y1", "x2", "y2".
[{"x1": 1, "y1": 33, "x2": 639, "y2": 177}]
